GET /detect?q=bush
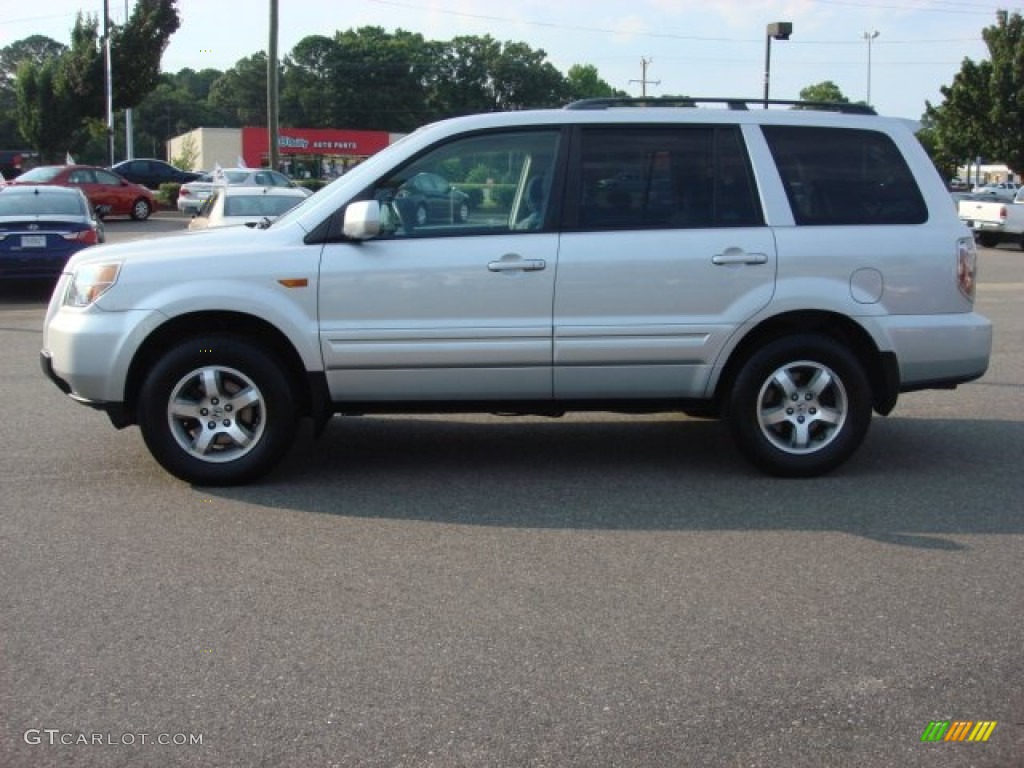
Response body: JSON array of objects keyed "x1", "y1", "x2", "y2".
[{"x1": 158, "y1": 183, "x2": 181, "y2": 208}]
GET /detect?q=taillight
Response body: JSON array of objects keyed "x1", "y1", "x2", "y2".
[
  {"x1": 180, "y1": 189, "x2": 192, "y2": 197},
  {"x1": 62, "y1": 228, "x2": 99, "y2": 245},
  {"x1": 1000, "y1": 205, "x2": 1007, "y2": 220},
  {"x1": 957, "y1": 237, "x2": 977, "y2": 301}
]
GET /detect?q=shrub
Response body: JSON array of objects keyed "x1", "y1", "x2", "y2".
[{"x1": 158, "y1": 183, "x2": 181, "y2": 207}]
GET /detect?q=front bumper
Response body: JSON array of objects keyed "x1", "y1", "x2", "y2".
[
  {"x1": 42, "y1": 301, "x2": 166, "y2": 417},
  {"x1": 40, "y1": 349, "x2": 131, "y2": 427}
]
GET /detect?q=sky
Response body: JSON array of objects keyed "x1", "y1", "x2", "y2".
[{"x1": 0, "y1": 0, "x2": 1013, "y2": 120}]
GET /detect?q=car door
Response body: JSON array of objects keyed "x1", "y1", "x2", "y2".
[
  {"x1": 317, "y1": 128, "x2": 563, "y2": 401},
  {"x1": 553, "y1": 124, "x2": 777, "y2": 399},
  {"x1": 67, "y1": 168, "x2": 117, "y2": 216}
]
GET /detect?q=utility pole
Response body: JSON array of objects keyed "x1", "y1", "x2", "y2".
[
  {"x1": 103, "y1": 0, "x2": 114, "y2": 165},
  {"x1": 630, "y1": 57, "x2": 660, "y2": 98},
  {"x1": 124, "y1": 0, "x2": 134, "y2": 160},
  {"x1": 268, "y1": 0, "x2": 280, "y2": 171}
]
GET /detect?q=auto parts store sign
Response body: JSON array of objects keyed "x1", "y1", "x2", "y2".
[{"x1": 241, "y1": 127, "x2": 392, "y2": 158}]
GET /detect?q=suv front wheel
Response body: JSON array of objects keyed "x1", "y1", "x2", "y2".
[
  {"x1": 137, "y1": 336, "x2": 298, "y2": 485},
  {"x1": 727, "y1": 335, "x2": 872, "y2": 477}
]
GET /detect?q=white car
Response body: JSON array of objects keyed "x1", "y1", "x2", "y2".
[
  {"x1": 177, "y1": 168, "x2": 310, "y2": 214},
  {"x1": 187, "y1": 186, "x2": 309, "y2": 230},
  {"x1": 971, "y1": 181, "x2": 1019, "y2": 200},
  {"x1": 41, "y1": 97, "x2": 992, "y2": 485}
]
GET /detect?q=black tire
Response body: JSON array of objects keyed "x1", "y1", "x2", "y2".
[
  {"x1": 977, "y1": 232, "x2": 998, "y2": 249},
  {"x1": 726, "y1": 335, "x2": 872, "y2": 477},
  {"x1": 137, "y1": 336, "x2": 298, "y2": 485},
  {"x1": 131, "y1": 197, "x2": 152, "y2": 221}
]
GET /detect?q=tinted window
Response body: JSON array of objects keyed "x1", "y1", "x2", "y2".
[
  {"x1": 367, "y1": 130, "x2": 561, "y2": 237},
  {"x1": 0, "y1": 193, "x2": 84, "y2": 216},
  {"x1": 762, "y1": 126, "x2": 927, "y2": 225},
  {"x1": 573, "y1": 125, "x2": 762, "y2": 229},
  {"x1": 14, "y1": 167, "x2": 62, "y2": 182},
  {"x1": 225, "y1": 195, "x2": 302, "y2": 217},
  {"x1": 94, "y1": 169, "x2": 122, "y2": 186}
]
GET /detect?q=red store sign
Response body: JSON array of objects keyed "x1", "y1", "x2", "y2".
[{"x1": 241, "y1": 127, "x2": 391, "y2": 161}]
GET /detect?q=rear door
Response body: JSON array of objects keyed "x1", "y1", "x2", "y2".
[{"x1": 553, "y1": 124, "x2": 777, "y2": 398}]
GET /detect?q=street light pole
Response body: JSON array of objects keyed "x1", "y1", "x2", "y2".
[
  {"x1": 103, "y1": 0, "x2": 114, "y2": 165},
  {"x1": 863, "y1": 30, "x2": 879, "y2": 107},
  {"x1": 763, "y1": 22, "x2": 793, "y2": 108},
  {"x1": 125, "y1": 0, "x2": 134, "y2": 160},
  {"x1": 268, "y1": 0, "x2": 279, "y2": 171}
]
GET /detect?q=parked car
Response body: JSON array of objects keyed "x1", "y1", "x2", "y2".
[
  {"x1": 971, "y1": 181, "x2": 1019, "y2": 200},
  {"x1": 8, "y1": 164, "x2": 155, "y2": 221},
  {"x1": 0, "y1": 185, "x2": 102, "y2": 281},
  {"x1": 40, "y1": 97, "x2": 992, "y2": 486},
  {"x1": 958, "y1": 194, "x2": 1024, "y2": 248},
  {"x1": 178, "y1": 167, "x2": 311, "y2": 214},
  {"x1": 187, "y1": 186, "x2": 309, "y2": 230},
  {"x1": 393, "y1": 171, "x2": 471, "y2": 226},
  {"x1": 110, "y1": 158, "x2": 202, "y2": 190}
]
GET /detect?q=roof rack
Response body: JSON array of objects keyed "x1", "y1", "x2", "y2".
[{"x1": 564, "y1": 97, "x2": 876, "y2": 116}]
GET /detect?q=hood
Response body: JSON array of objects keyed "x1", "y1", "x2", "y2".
[{"x1": 61, "y1": 218, "x2": 306, "y2": 273}]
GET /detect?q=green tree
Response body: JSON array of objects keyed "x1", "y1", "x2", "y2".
[
  {"x1": 983, "y1": 10, "x2": 1024, "y2": 172},
  {"x1": 564, "y1": 64, "x2": 627, "y2": 102},
  {"x1": 1, "y1": 36, "x2": 68, "y2": 147},
  {"x1": 798, "y1": 81, "x2": 850, "y2": 105},
  {"x1": 924, "y1": 10, "x2": 1024, "y2": 175},
  {"x1": 322, "y1": 27, "x2": 432, "y2": 132},
  {"x1": 1, "y1": 35, "x2": 67, "y2": 86},
  {"x1": 15, "y1": 59, "x2": 79, "y2": 162},
  {"x1": 110, "y1": 0, "x2": 181, "y2": 109},
  {"x1": 924, "y1": 58, "x2": 993, "y2": 175},
  {"x1": 281, "y1": 35, "x2": 337, "y2": 127},
  {"x1": 208, "y1": 54, "x2": 272, "y2": 126}
]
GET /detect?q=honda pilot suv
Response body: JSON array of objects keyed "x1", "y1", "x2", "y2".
[{"x1": 40, "y1": 98, "x2": 992, "y2": 485}]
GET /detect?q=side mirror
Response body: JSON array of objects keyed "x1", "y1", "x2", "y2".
[{"x1": 343, "y1": 200, "x2": 381, "y2": 240}]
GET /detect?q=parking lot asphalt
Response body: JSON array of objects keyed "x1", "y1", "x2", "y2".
[{"x1": 1, "y1": 233, "x2": 1022, "y2": 767}]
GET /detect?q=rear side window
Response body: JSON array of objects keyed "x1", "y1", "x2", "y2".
[
  {"x1": 573, "y1": 125, "x2": 763, "y2": 229},
  {"x1": 762, "y1": 126, "x2": 927, "y2": 226}
]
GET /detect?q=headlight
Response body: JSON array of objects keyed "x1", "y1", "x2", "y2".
[{"x1": 64, "y1": 262, "x2": 122, "y2": 307}]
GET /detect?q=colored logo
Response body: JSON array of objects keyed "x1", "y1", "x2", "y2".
[{"x1": 921, "y1": 720, "x2": 997, "y2": 742}]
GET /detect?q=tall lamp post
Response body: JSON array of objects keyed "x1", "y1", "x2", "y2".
[
  {"x1": 763, "y1": 22, "x2": 793, "y2": 108},
  {"x1": 103, "y1": 0, "x2": 114, "y2": 165},
  {"x1": 863, "y1": 30, "x2": 879, "y2": 107}
]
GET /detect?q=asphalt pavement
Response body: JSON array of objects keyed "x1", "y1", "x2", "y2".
[{"x1": 0, "y1": 231, "x2": 1022, "y2": 767}]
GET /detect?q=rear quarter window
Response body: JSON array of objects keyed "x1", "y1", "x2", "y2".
[{"x1": 762, "y1": 126, "x2": 927, "y2": 226}]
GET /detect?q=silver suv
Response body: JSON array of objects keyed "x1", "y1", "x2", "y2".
[{"x1": 41, "y1": 98, "x2": 992, "y2": 485}]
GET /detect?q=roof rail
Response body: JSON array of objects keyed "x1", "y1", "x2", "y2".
[{"x1": 564, "y1": 97, "x2": 877, "y2": 116}]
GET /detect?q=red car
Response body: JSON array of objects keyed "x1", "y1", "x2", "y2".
[{"x1": 10, "y1": 164, "x2": 157, "y2": 220}]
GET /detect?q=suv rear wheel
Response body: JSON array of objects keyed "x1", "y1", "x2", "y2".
[
  {"x1": 137, "y1": 336, "x2": 298, "y2": 485},
  {"x1": 727, "y1": 335, "x2": 872, "y2": 477}
]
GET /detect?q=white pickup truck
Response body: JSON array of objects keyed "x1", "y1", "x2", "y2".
[{"x1": 958, "y1": 193, "x2": 1024, "y2": 248}]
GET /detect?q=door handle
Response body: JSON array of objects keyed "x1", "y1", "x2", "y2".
[
  {"x1": 487, "y1": 258, "x2": 547, "y2": 272},
  {"x1": 712, "y1": 251, "x2": 768, "y2": 266}
]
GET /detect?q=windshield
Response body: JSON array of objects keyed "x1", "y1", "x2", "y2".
[
  {"x1": 15, "y1": 166, "x2": 62, "y2": 182},
  {"x1": 0, "y1": 194, "x2": 84, "y2": 216}
]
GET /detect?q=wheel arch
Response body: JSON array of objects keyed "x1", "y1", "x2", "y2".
[
  {"x1": 713, "y1": 310, "x2": 898, "y2": 416},
  {"x1": 123, "y1": 310, "x2": 324, "y2": 426}
]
